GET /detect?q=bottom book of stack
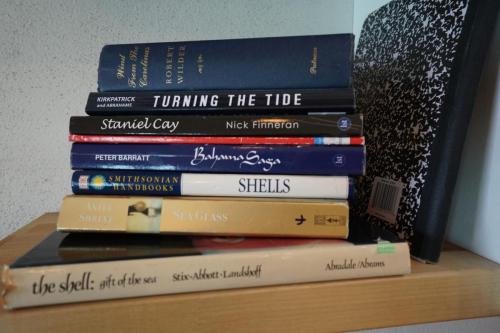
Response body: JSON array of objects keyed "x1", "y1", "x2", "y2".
[{"x1": 1, "y1": 228, "x2": 410, "y2": 309}]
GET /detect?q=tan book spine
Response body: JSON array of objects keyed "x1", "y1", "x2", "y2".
[
  {"x1": 2, "y1": 242, "x2": 410, "y2": 309},
  {"x1": 57, "y1": 195, "x2": 349, "y2": 238}
]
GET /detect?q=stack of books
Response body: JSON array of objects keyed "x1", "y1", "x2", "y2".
[{"x1": 1, "y1": 34, "x2": 410, "y2": 309}]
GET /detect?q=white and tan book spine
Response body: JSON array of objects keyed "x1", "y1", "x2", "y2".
[{"x1": 1, "y1": 242, "x2": 410, "y2": 309}]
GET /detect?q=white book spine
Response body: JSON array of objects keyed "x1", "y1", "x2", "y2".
[
  {"x1": 181, "y1": 174, "x2": 350, "y2": 198},
  {"x1": 2, "y1": 242, "x2": 410, "y2": 309}
]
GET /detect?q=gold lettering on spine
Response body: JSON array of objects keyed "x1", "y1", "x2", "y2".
[
  {"x1": 116, "y1": 54, "x2": 126, "y2": 79},
  {"x1": 139, "y1": 47, "x2": 150, "y2": 87},
  {"x1": 197, "y1": 54, "x2": 204, "y2": 74},
  {"x1": 177, "y1": 46, "x2": 186, "y2": 84},
  {"x1": 128, "y1": 46, "x2": 139, "y2": 88},
  {"x1": 128, "y1": 64, "x2": 137, "y2": 88},
  {"x1": 164, "y1": 45, "x2": 187, "y2": 86},
  {"x1": 108, "y1": 175, "x2": 179, "y2": 193},
  {"x1": 129, "y1": 46, "x2": 139, "y2": 61},
  {"x1": 309, "y1": 47, "x2": 318, "y2": 75},
  {"x1": 165, "y1": 46, "x2": 175, "y2": 84}
]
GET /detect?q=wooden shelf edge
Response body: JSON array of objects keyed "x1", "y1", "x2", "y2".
[{"x1": 1, "y1": 213, "x2": 499, "y2": 333}]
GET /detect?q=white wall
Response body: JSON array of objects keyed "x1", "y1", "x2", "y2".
[
  {"x1": 353, "y1": 0, "x2": 390, "y2": 47},
  {"x1": 446, "y1": 15, "x2": 500, "y2": 264}
]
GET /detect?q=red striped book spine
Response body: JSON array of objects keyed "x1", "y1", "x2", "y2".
[{"x1": 69, "y1": 134, "x2": 365, "y2": 145}]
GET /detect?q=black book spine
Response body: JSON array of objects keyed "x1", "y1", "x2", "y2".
[
  {"x1": 69, "y1": 114, "x2": 363, "y2": 137},
  {"x1": 85, "y1": 88, "x2": 355, "y2": 115}
]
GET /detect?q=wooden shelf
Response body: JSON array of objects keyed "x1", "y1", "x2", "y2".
[{"x1": 1, "y1": 213, "x2": 499, "y2": 333}]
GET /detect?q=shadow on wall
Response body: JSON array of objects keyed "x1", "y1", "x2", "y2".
[{"x1": 446, "y1": 20, "x2": 500, "y2": 263}]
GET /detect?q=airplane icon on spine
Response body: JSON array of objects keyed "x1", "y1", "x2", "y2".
[{"x1": 295, "y1": 215, "x2": 306, "y2": 225}]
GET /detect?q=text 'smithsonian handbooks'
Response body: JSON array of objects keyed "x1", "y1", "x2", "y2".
[{"x1": 1, "y1": 229, "x2": 410, "y2": 309}]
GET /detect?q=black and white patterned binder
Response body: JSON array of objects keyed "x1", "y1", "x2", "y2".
[{"x1": 352, "y1": 0, "x2": 499, "y2": 262}]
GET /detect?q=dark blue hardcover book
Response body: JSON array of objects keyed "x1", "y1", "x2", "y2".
[
  {"x1": 98, "y1": 34, "x2": 354, "y2": 92},
  {"x1": 71, "y1": 144, "x2": 365, "y2": 175}
]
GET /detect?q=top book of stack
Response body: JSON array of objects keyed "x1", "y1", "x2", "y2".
[
  {"x1": 89, "y1": 34, "x2": 355, "y2": 115},
  {"x1": 98, "y1": 34, "x2": 354, "y2": 92}
]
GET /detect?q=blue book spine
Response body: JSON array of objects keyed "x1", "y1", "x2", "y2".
[
  {"x1": 98, "y1": 34, "x2": 353, "y2": 92},
  {"x1": 71, "y1": 144, "x2": 365, "y2": 176}
]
